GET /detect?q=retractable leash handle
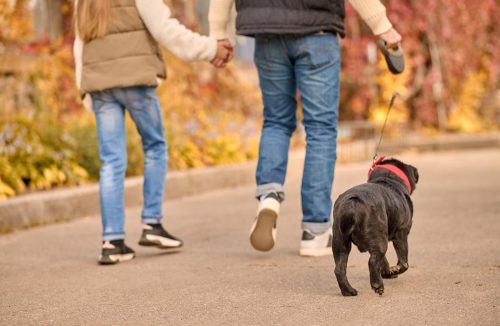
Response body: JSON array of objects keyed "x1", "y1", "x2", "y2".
[{"x1": 378, "y1": 40, "x2": 405, "y2": 75}]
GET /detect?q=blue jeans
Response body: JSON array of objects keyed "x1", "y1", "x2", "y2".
[
  {"x1": 254, "y1": 34, "x2": 340, "y2": 235},
  {"x1": 91, "y1": 86, "x2": 167, "y2": 241}
]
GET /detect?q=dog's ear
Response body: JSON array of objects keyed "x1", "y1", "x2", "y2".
[
  {"x1": 412, "y1": 166, "x2": 419, "y2": 184},
  {"x1": 405, "y1": 164, "x2": 419, "y2": 194}
]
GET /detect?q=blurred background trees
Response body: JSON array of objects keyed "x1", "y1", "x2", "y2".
[
  {"x1": 0, "y1": 0, "x2": 498, "y2": 199},
  {"x1": 342, "y1": 0, "x2": 499, "y2": 132},
  {"x1": 34, "y1": 0, "x2": 64, "y2": 40}
]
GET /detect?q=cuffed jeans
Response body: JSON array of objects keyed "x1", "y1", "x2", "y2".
[
  {"x1": 91, "y1": 86, "x2": 167, "y2": 241},
  {"x1": 254, "y1": 34, "x2": 340, "y2": 235}
]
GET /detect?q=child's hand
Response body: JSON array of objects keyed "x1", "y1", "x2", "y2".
[{"x1": 211, "y1": 39, "x2": 234, "y2": 68}]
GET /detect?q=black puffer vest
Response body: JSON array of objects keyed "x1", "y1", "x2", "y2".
[{"x1": 235, "y1": 0, "x2": 346, "y2": 37}]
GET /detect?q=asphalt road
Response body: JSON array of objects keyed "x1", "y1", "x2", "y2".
[{"x1": 1, "y1": 149, "x2": 499, "y2": 325}]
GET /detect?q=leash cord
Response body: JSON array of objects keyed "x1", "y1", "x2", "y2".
[{"x1": 373, "y1": 92, "x2": 399, "y2": 162}]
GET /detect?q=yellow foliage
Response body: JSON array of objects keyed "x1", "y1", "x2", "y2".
[
  {"x1": 158, "y1": 52, "x2": 261, "y2": 170},
  {"x1": 420, "y1": 127, "x2": 441, "y2": 137},
  {"x1": 36, "y1": 165, "x2": 66, "y2": 189},
  {"x1": 0, "y1": 179, "x2": 15, "y2": 200},
  {"x1": 29, "y1": 42, "x2": 79, "y2": 117},
  {"x1": 0, "y1": 156, "x2": 25, "y2": 193},
  {"x1": 244, "y1": 135, "x2": 260, "y2": 161},
  {"x1": 71, "y1": 164, "x2": 89, "y2": 180},
  {"x1": 0, "y1": 0, "x2": 32, "y2": 42},
  {"x1": 447, "y1": 71, "x2": 488, "y2": 132},
  {"x1": 369, "y1": 55, "x2": 411, "y2": 127},
  {"x1": 205, "y1": 135, "x2": 246, "y2": 166},
  {"x1": 1, "y1": 45, "x2": 261, "y2": 200}
]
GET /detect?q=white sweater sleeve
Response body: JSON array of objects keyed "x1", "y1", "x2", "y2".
[
  {"x1": 135, "y1": 0, "x2": 217, "y2": 62},
  {"x1": 73, "y1": 0, "x2": 83, "y2": 92},
  {"x1": 348, "y1": 0, "x2": 393, "y2": 35},
  {"x1": 73, "y1": 0, "x2": 92, "y2": 109},
  {"x1": 73, "y1": 35, "x2": 93, "y2": 109},
  {"x1": 73, "y1": 36, "x2": 83, "y2": 92},
  {"x1": 209, "y1": 0, "x2": 234, "y2": 39}
]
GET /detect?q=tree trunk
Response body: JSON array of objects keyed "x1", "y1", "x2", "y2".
[{"x1": 34, "y1": 0, "x2": 64, "y2": 41}]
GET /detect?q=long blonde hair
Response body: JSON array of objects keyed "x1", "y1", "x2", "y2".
[{"x1": 76, "y1": 0, "x2": 112, "y2": 42}]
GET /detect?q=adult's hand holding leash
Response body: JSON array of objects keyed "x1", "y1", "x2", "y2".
[
  {"x1": 379, "y1": 27, "x2": 402, "y2": 48},
  {"x1": 378, "y1": 28, "x2": 405, "y2": 75}
]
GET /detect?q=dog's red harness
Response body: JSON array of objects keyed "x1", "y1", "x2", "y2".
[{"x1": 369, "y1": 156, "x2": 412, "y2": 193}]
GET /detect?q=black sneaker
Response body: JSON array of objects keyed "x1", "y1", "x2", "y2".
[
  {"x1": 138, "y1": 224, "x2": 183, "y2": 249},
  {"x1": 98, "y1": 240, "x2": 136, "y2": 265}
]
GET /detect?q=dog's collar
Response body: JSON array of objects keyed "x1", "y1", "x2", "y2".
[{"x1": 369, "y1": 156, "x2": 412, "y2": 193}]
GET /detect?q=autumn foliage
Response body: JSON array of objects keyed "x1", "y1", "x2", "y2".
[
  {"x1": 342, "y1": 0, "x2": 499, "y2": 131},
  {"x1": 0, "y1": 0, "x2": 499, "y2": 199},
  {"x1": 0, "y1": 0, "x2": 262, "y2": 199}
]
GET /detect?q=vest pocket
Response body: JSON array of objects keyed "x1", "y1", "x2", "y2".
[{"x1": 254, "y1": 36, "x2": 272, "y2": 70}]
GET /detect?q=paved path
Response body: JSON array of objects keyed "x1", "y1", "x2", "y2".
[{"x1": 1, "y1": 149, "x2": 499, "y2": 325}]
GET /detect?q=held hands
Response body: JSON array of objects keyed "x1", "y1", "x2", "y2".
[
  {"x1": 379, "y1": 27, "x2": 402, "y2": 48},
  {"x1": 211, "y1": 39, "x2": 234, "y2": 68}
]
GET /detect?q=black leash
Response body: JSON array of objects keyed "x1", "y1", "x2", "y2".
[
  {"x1": 372, "y1": 40, "x2": 405, "y2": 162},
  {"x1": 372, "y1": 92, "x2": 399, "y2": 162}
]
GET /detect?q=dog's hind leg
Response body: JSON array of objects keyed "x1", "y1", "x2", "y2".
[
  {"x1": 368, "y1": 243, "x2": 387, "y2": 295},
  {"x1": 389, "y1": 231, "x2": 409, "y2": 276},
  {"x1": 333, "y1": 233, "x2": 357, "y2": 296}
]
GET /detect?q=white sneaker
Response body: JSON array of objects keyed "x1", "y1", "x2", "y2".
[
  {"x1": 249, "y1": 193, "x2": 281, "y2": 251},
  {"x1": 299, "y1": 228, "x2": 333, "y2": 257}
]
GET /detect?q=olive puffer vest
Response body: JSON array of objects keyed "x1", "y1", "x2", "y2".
[{"x1": 80, "y1": 0, "x2": 166, "y2": 95}]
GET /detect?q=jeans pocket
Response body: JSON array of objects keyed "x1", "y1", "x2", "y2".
[
  {"x1": 254, "y1": 36, "x2": 268, "y2": 61},
  {"x1": 125, "y1": 86, "x2": 155, "y2": 112},
  {"x1": 90, "y1": 92, "x2": 109, "y2": 113},
  {"x1": 299, "y1": 34, "x2": 339, "y2": 69}
]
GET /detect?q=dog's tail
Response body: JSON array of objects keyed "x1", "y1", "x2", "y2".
[{"x1": 337, "y1": 197, "x2": 364, "y2": 235}]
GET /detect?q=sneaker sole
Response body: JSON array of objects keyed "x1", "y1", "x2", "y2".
[
  {"x1": 98, "y1": 253, "x2": 135, "y2": 265},
  {"x1": 250, "y1": 209, "x2": 277, "y2": 251},
  {"x1": 299, "y1": 247, "x2": 332, "y2": 257},
  {"x1": 138, "y1": 234, "x2": 183, "y2": 249}
]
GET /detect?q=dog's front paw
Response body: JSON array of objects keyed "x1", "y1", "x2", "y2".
[
  {"x1": 372, "y1": 284, "x2": 384, "y2": 295},
  {"x1": 341, "y1": 287, "x2": 358, "y2": 296},
  {"x1": 382, "y1": 270, "x2": 398, "y2": 279},
  {"x1": 389, "y1": 263, "x2": 408, "y2": 276},
  {"x1": 389, "y1": 265, "x2": 400, "y2": 274}
]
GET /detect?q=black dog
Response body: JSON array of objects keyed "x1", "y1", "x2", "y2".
[{"x1": 332, "y1": 157, "x2": 419, "y2": 296}]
